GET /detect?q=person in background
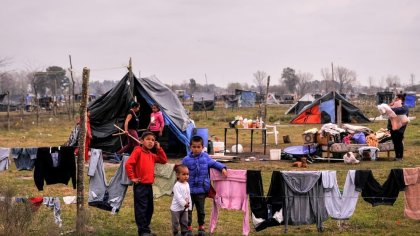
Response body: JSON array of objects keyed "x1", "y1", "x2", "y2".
[
  {"x1": 125, "y1": 131, "x2": 168, "y2": 236},
  {"x1": 182, "y1": 136, "x2": 227, "y2": 236},
  {"x1": 117, "y1": 101, "x2": 140, "y2": 155},
  {"x1": 170, "y1": 165, "x2": 192, "y2": 236},
  {"x1": 148, "y1": 104, "x2": 164, "y2": 140},
  {"x1": 388, "y1": 93, "x2": 409, "y2": 161}
]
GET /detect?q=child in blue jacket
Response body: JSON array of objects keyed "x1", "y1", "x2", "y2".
[{"x1": 182, "y1": 135, "x2": 227, "y2": 235}]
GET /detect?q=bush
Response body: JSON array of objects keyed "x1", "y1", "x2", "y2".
[{"x1": 0, "y1": 184, "x2": 35, "y2": 236}]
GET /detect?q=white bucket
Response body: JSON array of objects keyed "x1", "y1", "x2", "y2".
[{"x1": 270, "y1": 149, "x2": 282, "y2": 160}]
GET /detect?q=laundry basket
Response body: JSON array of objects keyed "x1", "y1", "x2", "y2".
[{"x1": 270, "y1": 149, "x2": 282, "y2": 160}]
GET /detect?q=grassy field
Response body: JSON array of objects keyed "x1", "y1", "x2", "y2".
[{"x1": 1, "y1": 102, "x2": 420, "y2": 235}]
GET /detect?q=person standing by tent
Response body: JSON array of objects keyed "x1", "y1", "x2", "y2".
[
  {"x1": 388, "y1": 93, "x2": 409, "y2": 161},
  {"x1": 148, "y1": 104, "x2": 164, "y2": 140},
  {"x1": 117, "y1": 101, "x2": 140, "y2": 155}
]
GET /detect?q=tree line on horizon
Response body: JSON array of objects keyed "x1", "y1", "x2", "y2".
[{"x1": 0, "y1": 57, "x2": 415, "y2": 102}]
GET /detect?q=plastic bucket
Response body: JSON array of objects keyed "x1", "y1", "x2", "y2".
[
  {"x1": 270, "y1": 149, "x2": 282, "y2": 160},
  {"x1": 193, "y1": 128, "x2": 208, "y2": 149}
]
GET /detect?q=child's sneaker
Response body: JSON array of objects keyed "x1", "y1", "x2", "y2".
[{"x1": 197, "y1": 225, "x2": 206, "y2": 236}]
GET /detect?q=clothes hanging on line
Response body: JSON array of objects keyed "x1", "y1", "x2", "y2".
[
  {"x1": 247, "y1": 170, "x2": 281, "y2": 232},
  {"x1": 0, "y1": 147, "x2": 10, "y2": 171},
  {"x1": 355, "y1": 169, "x2": 405, "y2": 206},
  {"x1": 33, "y1": 146, "x2": 76, "y2": 191},
  {"x1": 403, "y1": 167, "x2": 420, "y2": 220},
  {"x1": 322, "y1": 170, "x2": 359, "y2": 220},
  {"x1": 43, "y1": 197, "x2": 62, "y2": 227},
  {"x1": 62, "y1": 196, "x2": 77, "y2": 204},
  {"x1": 269, "y1": 171, "x2": 328, "y2": 233},
  {"x1": 10, "y1": 147, "x2": 37, "y2": 170},
  {"x1": 88, "y1": 149, "x2": 132, "y2": 213},
  {"x1": 209, "y1": 169, "x2": 250, "y2": 236},
  {"x1": 152, "y1": 163, "x2": 176, "y2": 199}
]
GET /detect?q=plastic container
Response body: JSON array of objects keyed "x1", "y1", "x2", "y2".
[
  {"x1": 212, "y1": 141, "x2": 225, "y2": 156},
  {"x1": 270, "y1": 149, "x2": 282, "y2": 160},
  {"x1": 193, "y1": 128, "x2": 209, "y2": 150}
]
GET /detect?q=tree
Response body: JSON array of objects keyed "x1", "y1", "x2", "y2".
[
  {"x1": 227, "y1": 82, "x2": 243, "y2": 94},
  {"x1": 320, "y1": 67, "x2": 334, "y2": 92},
  {"x1": 46, "y1": 66, "x2": 70, "y2": 96},
  {"x1": 335, "y1": 66, "x2": 357, "y2": 93},
  {"x1": 295, "y1": 72, "x2": 313, "y2": 97},
  {"x1": 281, "y1": 67, "x2": 298, "y2": 93},
  {"x1": 189, "y1": 78, "x2": 196, "y2": 94},
  {"x1": 385, "y1": 75, "x2": 400, "y2": 89},
  {"x1": 253, "y1": 70, "x2": 267, "y2": 96}
]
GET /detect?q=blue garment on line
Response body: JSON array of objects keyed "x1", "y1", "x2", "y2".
[{"x1": 11, "y1": 147, "x2": 38, "y2": 170}]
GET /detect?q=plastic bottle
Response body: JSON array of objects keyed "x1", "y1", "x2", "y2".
[
  {"x1": 256, "y1": 116, "x2": 260, "y2": 128},
  {"x1": 243, "y1": 118, "x2": 248, "y2": 128}
]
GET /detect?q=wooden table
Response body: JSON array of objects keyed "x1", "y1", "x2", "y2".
[{"x1": 224, "y1": 128, "x2": 267, "y2": 155}]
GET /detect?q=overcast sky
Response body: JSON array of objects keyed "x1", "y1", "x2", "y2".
[{"x1": 1, "y1": 0, "x2": 419, "y2": 87}]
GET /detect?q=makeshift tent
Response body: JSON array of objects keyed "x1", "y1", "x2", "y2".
[
  {"x1": 192, "y1": 92, "x2": 215, "y2": 111},
  {"x1": 266, "y1": 93, "x2": 280, "y2": 105},
  {"x1": 376, "y1": 92, "x2": 394, "y2": 105},
  {"x1": 405, "y1": 92, "x2": 416, "y2": 108},
  {"x1": 88, "y1": 73, "x2": 194, "y2": 156},
  {"x1": 290, "y1": 91, "x2": 370, "y2": 124},
  {"x1": 235, "y1": 89, "x2": 256, "y2": 107},
  {"x1": 285, "y1": 93, "x2": 315, "y2": 115},
  {"x1": 223, "y1": 94, "x2": 240, "y2": 108}
]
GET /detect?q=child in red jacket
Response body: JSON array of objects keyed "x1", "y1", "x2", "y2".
[{"x1": 125, "y1": 131, "x2": 168, "y2": 236}]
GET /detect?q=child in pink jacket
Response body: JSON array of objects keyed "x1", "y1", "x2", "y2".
[{"x1": 148, "y1": 104, "x2": 165, "y2": 140}]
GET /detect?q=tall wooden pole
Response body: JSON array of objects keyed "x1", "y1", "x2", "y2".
[
  {"x1": 263, "y1": 76, "x2": 270, "y2": 128},
  {"x1": 128, "y1": 57, "x2": 135, "y2": 101},
  {"x1": 69, "y1": 55, "x2": 75, "y2": 119},
  {"x1": 76, "y1": 67, "x2": 89, "y2": 233},
  {"x1": 331, "y1": 62, "x2": 334, "y2": 92},
  {"x1": 6, "y1": 91, "x2": 10, "y2": 131}
]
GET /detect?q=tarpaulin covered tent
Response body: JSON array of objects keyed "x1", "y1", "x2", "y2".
[
  {"x1": 285, "y1": 93, "x2": 315, "y2": 115},
  {"x1": 88, "y1": 73, "x2": 194, "y2": 156},
  {"x1": 192, "y1": 92, "x2": 215, "y2": 111},
  {"x1": 235, "y1": 89, "x2": 256, "y2": 107},
  {"x1": 223, "y1": 94, "x2": 240, "y2": 108},
  {"x1": 290, "y1": 91, "x2": 370, "y2": 124},
  {"x1": 376, "y1": 92, "x2": 394, "y2": 105}
]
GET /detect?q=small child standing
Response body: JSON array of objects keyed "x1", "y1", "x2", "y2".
[
  {"x1": 125, "y1": 131, "x2": 168, "y2": 236},
  {"x1": 182, "y1": 136, "x2": 227, "y2": 235},
  {"x1": 170, "y1": 165, "x2": 192, "y2": 236},
  {"x1": 148, "y1": 104, "x2": 165, "y2": 140}
]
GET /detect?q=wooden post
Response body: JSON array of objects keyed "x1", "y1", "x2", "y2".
[
  {"x1": 69, "y1": 55, "x2": 76, "y2": 119},
  {"x1": 337, "y1": 100, "x2": 342, "y2": 127},
  {"x1": 201, "y1": 97, "x2": 208, "y2": 119},
  {"x1": 76, "y1": 67, "x2": 89, "y2": 233},
  {"x1": 128, "y1": 57, "x2": 134, "y2": 100},
  {"x1": 6, "y1": 91, "x2": 10, "y2": 131},
  {"x1": 331, "y1": 62, "x2": 334, "y2": 92},
  {"x1": 263, "y1": 76, "x2": 270, "y2": 128}
]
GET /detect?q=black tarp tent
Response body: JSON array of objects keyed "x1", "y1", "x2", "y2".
[
  {"x1": 192, "y1": 92, "x2": 215, "y2": 111},
  {"x1": 88, "y1": 73, "x2": 194, "y2": 156}
]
